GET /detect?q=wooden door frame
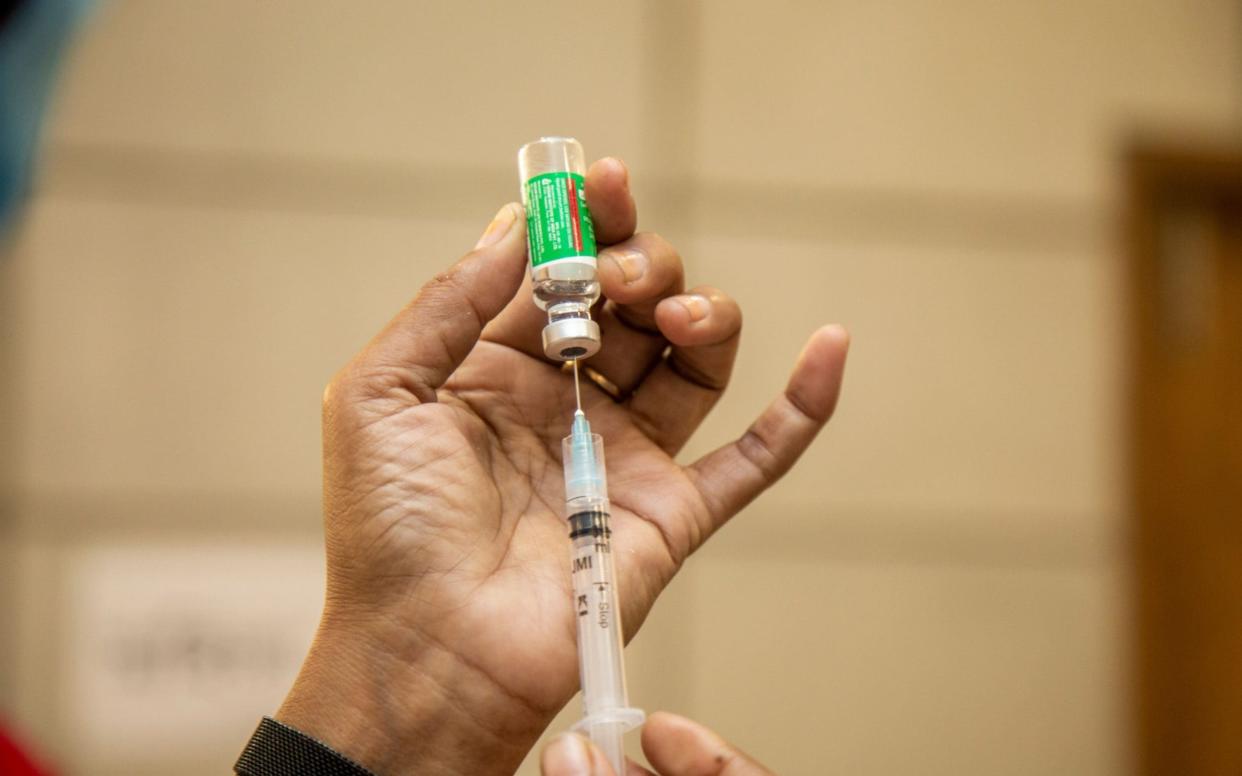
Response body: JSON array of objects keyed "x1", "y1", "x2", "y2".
[{"x1": 1126, "y1": 141, "x2": 1242, "y2": 776}]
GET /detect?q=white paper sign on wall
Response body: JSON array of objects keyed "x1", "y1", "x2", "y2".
[{"x1": 65, "y1": 542, "x2": 324, "y2": 766}]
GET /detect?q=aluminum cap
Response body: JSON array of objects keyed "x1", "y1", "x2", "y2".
[{"x1": 542, "y1": 318, "x2": 601, "y2": 361}]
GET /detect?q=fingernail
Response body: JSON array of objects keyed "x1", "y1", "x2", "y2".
[
  {"x1": 678, "y1": 294, "x2": 711, "y2": 322},
  {"x1": 603, "y1": 248, "x2": 647, "y2": 283},
  {"x1": 475, "y1": 203, "x2": 517, "y2": 249},
  {"x1": 542, "y1": 733, "x2": 593, "y2": 776}
]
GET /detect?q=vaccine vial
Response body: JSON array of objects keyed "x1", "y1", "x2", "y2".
[{"x1": 518, "y1": 137, "x2": 602, "y2": 361}]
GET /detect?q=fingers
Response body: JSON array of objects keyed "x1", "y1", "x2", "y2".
[
  {"x1": 688, "y1": 325, "x2": 850, "y2": 534},
  {"x1": 595, "y1": 234, "x2": 685, "y2": 329},
  {"x1": 585, "y1": 157, "x2": 638, "y2": 244},
  {"x1": 626, "y1": 287, "x2": 743, "y2": 454},
  {"x1": 541, "y1": 733, "x2": 654, "y2": 776},
  {"x1": 540, "y1": 733, "x2": 612, "y2": 776},
  {"x1": 539, "y1": 715, "x2": 776, "y2": 776},
  {"x1": 347, "y1": 202, "x2": 527, "y2": 402},
  {"x1": 583, "y1": 232, "x2": 687, "y2": 392},
  {"x1": 641, "y1": 712, "x2": 775, "y2": 776}
]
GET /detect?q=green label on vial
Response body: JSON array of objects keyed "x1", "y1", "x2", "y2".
[{"x1": 524, "y1": 171, "x2": 597, "y2": 267}]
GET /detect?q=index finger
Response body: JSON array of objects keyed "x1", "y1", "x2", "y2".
[{"x1": 585, "y1": 157, "x2": 637, "y2": 245}]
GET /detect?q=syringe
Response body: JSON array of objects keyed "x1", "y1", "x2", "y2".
[{"x1": 562, "y1": 363, "x2": 643, "y2": 773}]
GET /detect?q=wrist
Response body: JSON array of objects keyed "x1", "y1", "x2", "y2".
[{"x1": 275, "y1": 610, "x2": 552, "y2": 776}]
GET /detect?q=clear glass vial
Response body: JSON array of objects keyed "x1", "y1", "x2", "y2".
[{"x1": 518, "y1": 137, "x2": 602, "y2": 360}]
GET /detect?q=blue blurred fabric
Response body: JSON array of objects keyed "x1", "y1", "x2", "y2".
[{"x1": 0, "y1": 0, "x2": 91, "y2": 235}]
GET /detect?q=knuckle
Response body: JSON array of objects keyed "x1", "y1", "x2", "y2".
[
  {"x1": 420, "y1": 268, "x2": 482, "y2": 327},
  {"x1": 323, "y1": 361, "x2": 369, "y2": 414},
  {"x1": 421, "y1": 271, "x2": 459, "y2": 307},
  {"x1": 322, "y1": 359, "x2": 387, "y2": 410},
  {"x1": 737, "y1": 427, "x2": 784, "y2": 482}
]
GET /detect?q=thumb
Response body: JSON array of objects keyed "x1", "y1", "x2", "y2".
[
  {"x1": 541, "y1": 733, "x2": 625, "y2": 776},
  {"x1": 641, "y1": 712, "x2": 774, "y2": 775},
  {"x1": 355, "y1": 202, "x2": 527, "y2": 400}
]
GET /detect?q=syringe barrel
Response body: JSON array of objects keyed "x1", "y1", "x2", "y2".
[
  {"x1": 562, "y1": 430, "x2": 642, "y2": 774},
  {"x1": 563, "y1": 432, "x2": 630, "y2": 713},
  {"x1": 567, "y1": 500, "x2": 630, "y2": 714}
]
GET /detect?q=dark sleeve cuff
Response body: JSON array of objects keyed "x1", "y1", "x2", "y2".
[{"x1": 235, "y1": 717, "x2": 378, "y2": 776}]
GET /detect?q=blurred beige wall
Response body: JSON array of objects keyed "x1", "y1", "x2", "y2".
[{"x1": 2, "y1": 1, "x2": 1240, "y2": 774}]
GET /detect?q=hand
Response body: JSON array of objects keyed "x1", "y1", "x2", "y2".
[
  {"x1": 541, "y1": 712, "x2": 774, "y2": 776},
  {"x1": 275, "y1": 157, "x2": 849, "y2": 775}
]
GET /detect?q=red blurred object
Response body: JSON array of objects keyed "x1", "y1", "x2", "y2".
[{"x1": 0, "y1": 720, "x2": 53, "y2": 776}]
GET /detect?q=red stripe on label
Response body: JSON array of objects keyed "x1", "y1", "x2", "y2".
[{"x1": 567, "y1": 176, "x2": 583, "y2": 253}]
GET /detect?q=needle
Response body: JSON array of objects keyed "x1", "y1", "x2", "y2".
[{"x1": 572, "y1": 358, "x2": 583, "y2": 414}]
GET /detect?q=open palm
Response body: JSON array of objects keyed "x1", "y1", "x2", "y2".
[{"x1": 278, "y1": 159, "x2": 849, "y2": 776}]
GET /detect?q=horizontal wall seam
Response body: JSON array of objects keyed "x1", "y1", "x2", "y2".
[{"x1": 34, "y1": 142, "x2": 1109, "y2": 254}]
